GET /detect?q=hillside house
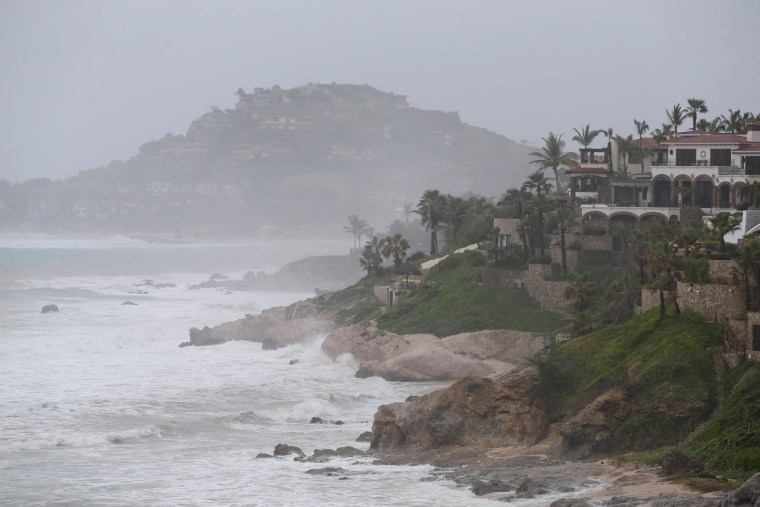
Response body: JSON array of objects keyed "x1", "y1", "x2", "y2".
[{"x1": 572, "y1": 121, "x2": 760, "y2": 231}]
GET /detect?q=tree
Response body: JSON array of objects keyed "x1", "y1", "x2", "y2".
[
  {"x1": 666, "y1": 104, "x2": 687, "y2": 138},
  {"x1": 645, "y1": 238, "x2": 682, "y2": 315},
  {"x1": 415, "y1": 189, "x2": 448, "y2": 255},
  {"x1": 602, "y1": 128, "x2": 615, "y2": 177},
  {"x1": 564, "y1": 273, "x2": 597, "y2": 312},
  {"x1": 360, "y1": 236, "x2": 386, "y2": 276},
  {"x1": 720, "y1": 109, "x2": 745, "y2": 134},
  {"x1": 735, "y1": 240, "x2": 760, "y2": 310},
  {"x1": 552, "y1": 205, "x2": 576, "y2": 275},
  {"x1": 529, "y1": 132, "x2": 579, "y2": 191},
  {"x1": 442, "y1": 195, "x2": 470, "y2": 247},
  {"x1": 686, "y1": 98, "x2": 708, "y2": 132},
  {"x1": 572, "y1": 124, "x2": 602, "y2": 148},
  {"x1": 382, "y1": 233, "x2": 410, "y2": 268},
  {"x1": 633, "y1": 118, "x2": 650, "y2": 169},
  {"x1": 343, "y1": 214, "x2": 372, "y2": 251},
  {"x1": 522, "y1": 171, "x2": 554, "y2": 257},
  {"x1": 402, "y1": 202, "x2": 414, "y2": 225},
  {"x1": 707, "y1": 212, "x2": 741, "y2": 253},
  {"x1": 614, "y1": 135, "x2": 640, "y2": 177}
]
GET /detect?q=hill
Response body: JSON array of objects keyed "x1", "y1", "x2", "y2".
[{"x1": 0, "y1": 83, "x2": 535, "y2": 235}]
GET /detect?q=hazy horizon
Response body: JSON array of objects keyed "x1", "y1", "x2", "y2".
[{"x1": 1, "y1": 0, "x2": 759, "y2": 183}]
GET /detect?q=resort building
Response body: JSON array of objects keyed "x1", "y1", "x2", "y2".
[{"x1": 569, "y1": 121, "x2": 760, "y2": 231}]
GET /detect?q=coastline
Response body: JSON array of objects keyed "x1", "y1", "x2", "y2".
[{"x1": 185, "y1": 297, "x2": 728, "y2": 505}]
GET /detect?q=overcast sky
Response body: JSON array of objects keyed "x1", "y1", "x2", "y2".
[{"x1": 1, "y1": 0, "x2": 758, "y2": 183}]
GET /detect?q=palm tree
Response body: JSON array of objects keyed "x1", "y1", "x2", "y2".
[
  {"x1": 633, "y1": 118, "x2": 650, "y2": 169},
  {"x1": 402, "y1": 202, "x2": 414, "y2": 225},
  {"x1": 614, "y1": 135, "x2": 640, "y2": 176},
  {"x1": 602, "y1": 128, "x2": 615, "y2": 176},
  {"x1": 360, "y1": 236, "x2": 386, "y2": 276},
  {"x1": 522, "y1": 172, "x2": 554, "y2": 257},
  {"x1": 646, "y1": 238, "x2": 682, "y2": 315},
  {"x1": 552, "y1": 205, "x2": 576, "y2": 274},
  {"x1": 382, "y1": 233, "x2": 410, "y2": 268},
  {"x1": 572, "y1": 124, "x2": 602, "y2": 154},
  {"x1": 707, "y1": 212, "x2": 741, "y2": 253},
  {"x1": 442, "y1": 195, "x2": 469, "y2": 247},
  {"x1": 529, "y1": 132, "x2": 579, "y2": 191},
  {"x1": 686, "y1": 98, "x2": 708, "y2": 132},
  {"x1": 564, "y1": 273, "x2": 597, "y2": 312},
  {"x1": 344, "y1": 214, "x2": 372, "y2": 251},
  {"x1": 415, "y1": 189, "x2": 448, "y2": 255},
  {"x1": 720, "y1": 109, "x2": 745, "y2": 134},
  {"x1": 735, "y1": 240, "x2": 760, "y2": 310},
  {"x1": 666, "y1": 104, "x2": 687, "y2": 138}
]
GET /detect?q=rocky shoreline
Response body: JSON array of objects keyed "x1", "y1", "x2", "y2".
[{"x1": 182, "y1": 297, "x2": 747, "y2": 504}]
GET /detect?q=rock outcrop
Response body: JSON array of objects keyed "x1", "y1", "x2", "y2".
[
  {"x1": 370, "y1": 367, "x2": 548, "y2": 450},
  {"x1": 41, "y1": 304, "x2": 59, "y2": 314},
  {"x1": 322, "y1": 323, "x2": 546, "y2": 381},
  {"x1": 720, "y1": 472, "x2": 760, "y2": 506},
  {"x1": 180, "y1": 299, "x2": 334, "y2": 348}
]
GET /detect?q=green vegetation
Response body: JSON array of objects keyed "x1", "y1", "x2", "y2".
[
  {"x1": 533, "y1": 308, "x2": 722, "y2": 450},
  {"x1": 683, "y1": 361, "x2": 760, "y2": 481},
  {"x1": 376, "y1": 251, "x2": 563, "y2": 336}
]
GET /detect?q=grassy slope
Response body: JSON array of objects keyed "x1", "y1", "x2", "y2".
[
  {"x1": 375, "y1": 252, "x2": 563, "y2": 336},
  {"x1": 683, "y1": 360, "x2": 760, "y2": 481},
  {"x1": 534, "y1": 308, "x2": 722, "y2": 451}
]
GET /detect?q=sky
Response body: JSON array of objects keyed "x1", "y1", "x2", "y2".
[{"x1": 1, "y1": 0, "x2": 758, "y2": 183}]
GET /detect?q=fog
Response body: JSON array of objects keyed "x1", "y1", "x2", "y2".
[{"x1": 2, "y1": 0, "x2": 758, "y2": 184}]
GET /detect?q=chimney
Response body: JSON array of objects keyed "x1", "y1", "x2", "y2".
[{"x1": 748, "y1": 121, "x2": 760, "y2": 143}]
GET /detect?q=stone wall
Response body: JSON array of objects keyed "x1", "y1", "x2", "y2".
[
  {"x1": 482, "y1": 264, "x2": 569, "y2": 314},
  {"x1": 640, "y1": 288, "x2": 670, "y2": 312},
  {"x1": 677, "y1": 281, "x2": 745, "y2": 322},
  {"x1": 374, "y1": 285, "x2": 392, "y2": 306},
  {"x1": 520, "y1": 264, "x2": 570, "y2": 314},
  {"x1": 708, "y1": 259, "x2": 736, "y2": 285},
  {"x1": 551, "y1": 246, "x2": 579, "y2": 272},
  {"x1": 578, "y1": 234, "x2": 613, "y2": 251}
]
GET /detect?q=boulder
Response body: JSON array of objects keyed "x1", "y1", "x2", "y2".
[
  {"x1": 41, "y1": 304, "x2": 59, "y2": 314},
  {"x1": 209, "y1": 273, "x2": 229, "y2": 280},
  {"x1": 305, "y1": 467, "x2": 348, "y2": 476},
  {"x1": 719, "y1": 472, "x2": 760, "y2": 506},
  {"x1": 356, "y1": 431, "x2": 374, "y2": 442},
  {"x1": 181, "y1": 300, "x2": 334, "y2": 348},
  {"x1": 658, "y1": 448, "x2": 696, "y2": 477},
  {"x1": 323, "y1": 323, "x2": 545, "y2": 381},
  {"x1": 303, "y1": 446, "x2": 365, "y2": 463},
  {"x1": 273, "y1": 443, "x2": 305, "y2": 459},
  {"x1": 371, "y1": 367, "x2": 548, "y2": 451},
  {"x1": 121, "y1": 301, "x2": 138, "y2": 306}
]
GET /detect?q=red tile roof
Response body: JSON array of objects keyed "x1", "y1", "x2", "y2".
[
  {"x1": 734, "y1": 144, "x2": 760, "y2": 153},
  {"x1": 633, "y1": 137, "x2": 661, "y2": 150},
  {"x1": 663, "y1": 134, "x2": 746, "y2": 145}
]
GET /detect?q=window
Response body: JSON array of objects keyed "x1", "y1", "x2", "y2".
[
  {"x1": 676, "y1": 149, "x2": 697, "y2": 166},
  {"x1": 753, "y1": 325, "x2": 760, "y2": 351},
  {"x1": 710, "y1": 149, "x2": 731, "y2": 166}
]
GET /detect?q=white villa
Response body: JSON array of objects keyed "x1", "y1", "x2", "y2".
[{"x1": 569, "y1": 121, "x2": 760, "y2": 231}]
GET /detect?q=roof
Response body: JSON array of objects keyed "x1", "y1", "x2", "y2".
[
  {"x1": 663, "y1": 134, "x2": 747, "y2": 145},
  {"x1": 734, "y1": 144, "x2": 760, "y2": 153},
  {"x1": 566, "y1": 166, "x2": 609, "y2": 175},
  {"x1": 633, "y1": 137, "x2": 661, "y2": 150}
]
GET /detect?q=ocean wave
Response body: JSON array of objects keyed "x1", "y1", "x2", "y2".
[{"x1": 217, "y1": 410, "x2": 271, "y2": 430}]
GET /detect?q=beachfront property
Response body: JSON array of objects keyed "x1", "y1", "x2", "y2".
[{"x1": 568, "y1": 121, "x2": 760, "y2": 232}]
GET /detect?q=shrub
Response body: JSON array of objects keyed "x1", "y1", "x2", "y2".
[{"x1": 683, "y1": 257, "x2": 709, "y2": 283}]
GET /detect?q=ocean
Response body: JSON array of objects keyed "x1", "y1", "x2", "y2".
[{"x1": 0, "y1": 234, "x2": 499, "y2": 506}]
